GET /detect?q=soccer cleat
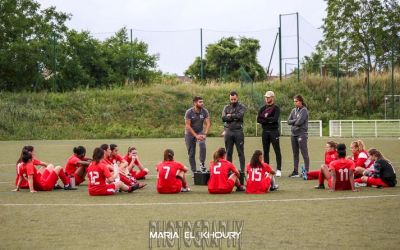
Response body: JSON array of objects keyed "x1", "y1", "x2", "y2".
[
  {"x1": 54, "y1": 184, "x2": 63, "y2": 190},
  {"x1": 64, "y1": 185, "x2": 77, "y2": 190},
  {"x1": 181, "y1": 187, "x2": 191, "y2": 192},
  {"x1": 301, "y1": 165, "x2": 308, "y2": 180},
  {"x1": 355, "y1": 182, "x2": 367, "y2": 188},
  {"x1": 276, "y1": 170, "x2": 282, "y2": 177},
  {"x1": 269, "y1": 184, "x2": 279, "y2": 192},
  {"x1": 288, "y1": 171, "x2": 300, "y2": 178},
  {"x1": 236, "y1": 185, "x2": 245, "y2": 192},
  {"x1": 200, "y1": 162, "x2": 207, "y2": 173},
  {"x1": 314, "y1": 184, "x2": 325, "y2": 189}
]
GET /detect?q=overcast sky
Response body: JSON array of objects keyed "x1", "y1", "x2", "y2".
[{"x1": 37, "y1": 0, "x2": 327, "y2": 76}]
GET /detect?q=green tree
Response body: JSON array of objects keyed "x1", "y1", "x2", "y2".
[
  {"x1": 185, "y1": 37, "x2": 266, "y2": 81},
  {"x1": 321, "y1": 0, "x2": 400, "y2": 72},
  {"x1": 0, "y1": 0, "x2": 70, "y2": 91}
]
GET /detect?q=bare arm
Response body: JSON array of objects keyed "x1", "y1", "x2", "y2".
[
  {"x1": 28, "y1": 175, "x2": 36, "y2": 193},
  {"x1": 12, "y1": 177, "x2": 23, "y2": 191},
  {"x1": 329, "y1": 170, "x2": 336, "y2": 192}
]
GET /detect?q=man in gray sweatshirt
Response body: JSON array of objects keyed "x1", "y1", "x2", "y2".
[{"x1": 287, "y1": 94, "x2": 310, "y2": 178}]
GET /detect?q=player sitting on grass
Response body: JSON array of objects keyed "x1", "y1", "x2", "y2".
[
  {"x1": 124, "y1": 146, "x2": 149, "y2": 180},
  {"x1": 100, "y1": 144, "x2": 146, "y2": 189},
  {"x1": 87, "y1": 147, "x2": 142, "y2": 196},
  {"x1": 13, "y1": 150, "x2": 70, "y2": 192},
  {"x1": 64, "y1": 146, "x2": 91, "y2": 188},
  {"x1": 156, "y1": 149, "x2": 190, "y2": 193},
  {"x1": 208, "y1": 147, "x2": 245, "y2": 194},
  {"x1": 310, "y1": 141, "x2": 338, "y2": 188},
  {"x1": 15, "y1": 146, "x2": 50, "y2": 189},
  {"x1": 349, "y1": 140, "x2": 373, "y2": 178},
  {"x1": 245, "y1": 150, "x2": 278, "y2": 194},
  {"x1": 314, "y1": 144, "x2": 357, "y2": 192},
  {"x1": 354, "y1": 148, "x2": 397, "y2": 188}
]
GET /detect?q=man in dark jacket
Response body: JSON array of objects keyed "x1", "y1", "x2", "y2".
[
  {"x1": 222, "y1": 91, "x2": 246, "y2": 173},
  {"x1": 257, "y1": 91, "x2": 282, "y2": 177}
]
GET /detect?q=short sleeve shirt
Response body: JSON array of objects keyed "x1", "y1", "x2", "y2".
[{"x1": 184, "y1": 107, "x2": 209, "y2": 134}]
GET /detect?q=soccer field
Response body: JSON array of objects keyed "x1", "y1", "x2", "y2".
[{"x1": 1, "y1": 137, "x2": 399, "y2": 249}]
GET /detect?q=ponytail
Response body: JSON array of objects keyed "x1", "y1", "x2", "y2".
[{"x1": 213, "y1": 148, "x2": 226, "y2": 164}]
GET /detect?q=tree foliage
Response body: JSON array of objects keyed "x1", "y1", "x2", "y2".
[
  {"x1": 319, "y1": 0, "x2": 400, "y2": 72},
  {"x1": 185, "y1": 37, "x2": 266, "y2": 81},
  {"x1": 0, "y1": 0, "x2": 159, "y2": 91}
]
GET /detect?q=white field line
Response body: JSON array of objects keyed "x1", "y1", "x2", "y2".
[{"x1": 0, "y1": 194, "x2": 399, "y2": 207}]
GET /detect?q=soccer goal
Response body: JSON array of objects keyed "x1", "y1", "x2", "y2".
[
  {"x1": 329, "y1": 120, "x2": 400, "y2": 137},
  {"x1": 255, "y1": 119, "x2": 323, "y2": 137}
]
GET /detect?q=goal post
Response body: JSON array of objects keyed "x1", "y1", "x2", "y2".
[{"x1": 329, "y1": 120, "x2": 400, "y2": 137}]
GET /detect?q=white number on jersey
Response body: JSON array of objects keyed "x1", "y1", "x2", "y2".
[
  {"x1": 89, "y1": 171, "x2": 100, "y2": 185},
  {"x1": 338, "y1": 168, "x2": 349, "y2": 182},
  {"x1": 251, "y1": 168, "x2": 262, "y2": 181},
  {"x1": 213, "y1": 163, "x2": 221, "y2": 175},
  {"x1": 163, "y1": 166, "x2": 171, "y2": 179}
]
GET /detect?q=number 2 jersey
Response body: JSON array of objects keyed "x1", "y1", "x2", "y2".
[
  {"x1": 329, "y1": 158, "x2": 355, "y2": 190},
  {"x1": 208, "y1": 159, "x2": 239, "y2": 193},
  {"x1": 245, "y1": 163, "x2": 273, "y2": 194}
]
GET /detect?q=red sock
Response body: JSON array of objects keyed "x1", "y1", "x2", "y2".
[
  {"x1": 182, "y1": 181, "x2": 187, "y2": 188},
  {"x1": 318, "y1": 170, "x2": 325, "y2": 185},
  {"x1": 354, "y1": 178, "x2": 362, "y2": 183},
  {"x1": 58, "y1": 170, "x2": 70, "y2": 186},
  {"x1": 307, "y1": 170, "x2": 319, "y2": 180},
  {"x1": 120, "y1": 175, "x2": 133, "y2": 185}
]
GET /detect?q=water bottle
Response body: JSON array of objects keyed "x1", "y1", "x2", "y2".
[{"x1": 70, "y1": 175, "x2": 76, "y2": 189}]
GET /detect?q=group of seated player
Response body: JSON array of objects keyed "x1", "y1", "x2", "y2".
[
  {"x1": 12, "y1": 139, "x2": 396, "y2": 196},
  {"x1": 304, "y1": 140, "x2": 397, "y2": 191},
  {"x1": 13, "y1": 144, "x2": 148, "y2": 195}
]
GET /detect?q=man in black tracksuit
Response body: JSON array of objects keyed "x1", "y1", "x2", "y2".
[
  {"x1": 222, "y1": 91, "x2": 246, "y2": 174},
  {"x1": 257, "y1": 91, "x2": 282, "y2": 177}
]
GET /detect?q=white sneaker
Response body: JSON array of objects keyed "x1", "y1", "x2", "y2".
[
  {"x1": 181, "y1": 187, "x2": 191, "y2": 192},
  {"x1": 276, "y1": 170, "x2": 281, "y2": 177},
  {"x1": 355, "y1": 182, "x2": 367, "y2": 187}
]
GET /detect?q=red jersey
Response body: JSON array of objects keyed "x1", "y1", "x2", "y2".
[
  {"x1": 352, "y1": 150, "x2": 369, "y2": 168},
  {"x1": 325, "y1": 151, "x2": 338, "y2": 165},
  {"x1": 208, "y1": 159, "x2": 239, "y2": 193},
  {"x1": 87, "y1": 161, "x2": 112, "y2": 193},
  {"x1": 15, "y1": 159, "x2": 43, "y2": 187},
  {"x1": 329, "y1": 158, "x2": 355, "y2": 190},
  {"x1": 245, "y1": 163, "x2": 272, "y2": 194},
  {"x1": 156, "y1": 161, "x2": 185, "y2": 191},
  {"x1": 18, "y1": 161, "x2": 42, "y2": 188},
  {"x1": 65, "y1": 154, "x2": 85, "y2": 176},
  {"x1": 124, "y1": 154, "x2": 141, "y2": 167},
  {"x1": 108, "y1": 154, "x2": 125, "y2": 165}
]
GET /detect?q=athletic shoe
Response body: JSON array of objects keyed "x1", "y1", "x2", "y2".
[
  {"x1": 355, "y1": 182, "x2": 367, "y2": 188},
  {"x1": 54, "y1": 184, "x2": 63, "y2": 190},
  {"x1": 129, "y1": 182, "x2": 147, "y2": 192},
  {"x1": 276, "y1": 170, "x2": 282, "y2": 177},
  {"x1": 314, "y1": 184, "x2": 325, "y2": 189},
  {"x1": 269, "y1": 184, "x2": 279, "y2": 191},
  {"x1": 301, "y1": 165, "x2": 308, "y2": 180},
  {"x1": 64, "y1": 185, "x2": 77, "y2": 190},
  {"x1": 200, "y1": 163, "x2": 207, "y2": 173},
  {"x1": 236, "y1": 185, "x2": 245, "y2": 192},
  {"x1": 181, "y1": 187, "x2": 191, "y2": 192},
  {"x1": 288, "y1": 171, "x2": 300, "y2": 178}
]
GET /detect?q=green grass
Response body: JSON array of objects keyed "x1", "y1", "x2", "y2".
[
  {"x1": 0, "y1": 137, "x2": 399, "y2": 249},
  {"x1": 1, "y1": 71, "x2": 399, "y2": 140}
]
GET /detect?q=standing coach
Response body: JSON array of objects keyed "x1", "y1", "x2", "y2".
[
  {"x1": 185, "y1": 96, "x2": 210, "y2": 173},
  {"x1": 257, "y1": 91, "x2": 282, "y2": 177},
  {"x1": 222, "y1": 91, "x2": 246, "y2": 173}
]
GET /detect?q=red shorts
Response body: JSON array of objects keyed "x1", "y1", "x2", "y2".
[
  {"x1": 246, "y1": 177, "x2": 271, "y2": 194},
  {"x1": 37, "y1": 170, "x2": 59, "y2": 191},
  {"x1": 157, "y1": 179, "x2": 182, "y2": 194},
  {"x1": 209, "y1": 179, "x2": 235, "y2": 194},
  {"x1": 131, "y1": 170, "x2": 148, "y2": 180},
  {"x1": 88, "y1": 183, "x2": 117, "y2": 196},
  {"x1": 366, "y1": 177, "x2": 389, "y2": 187}
]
